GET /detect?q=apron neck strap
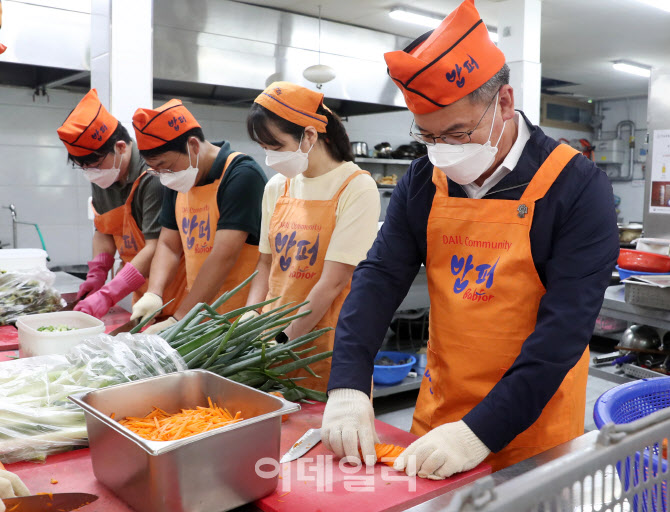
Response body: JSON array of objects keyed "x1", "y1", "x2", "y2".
[
  {"x1": 520, "y1": 144, "x2": 579, "y2": 202},
  {"x1": 222, "y1": 152, "x2": 243, "y2": 178},
  {"x1": 333, "y1": 170, "x2": 370, "y2": 202},
  {"x1": 432, "y1": 166, "x2": 451, "y2": 197},
  {"x1": 126, "y1": 170, "x2": 147, "y2": 204}
]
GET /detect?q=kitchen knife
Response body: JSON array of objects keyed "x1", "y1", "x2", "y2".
[
  {"x1": 280, "y1": 428, "x2": 322, "y2": 463},
  {"x1": 2, "y1": 492, "x2": 98, "y2": 512},
  {"x1": 109, "y1": 318, "x2": 140, "y2": 336}
]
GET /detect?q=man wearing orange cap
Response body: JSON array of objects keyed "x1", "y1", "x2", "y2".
[
  {"x1": 130, "y1": 99, "x2": 266, "y2": 332},
  {"x1": 322, "y1": 0, "x2": 619, "y2": 478},
  {"x1": 57, "y1": 89, "x2": 187, "y2": 319}
]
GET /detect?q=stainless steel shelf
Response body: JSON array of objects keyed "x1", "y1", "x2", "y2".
[
  {"x1": 600, "y1": 285, "x2": 670, "y2": 332},
  {"x1": 373, "y1": 374, "x2": 422, "y2": 397},
  {"x1": 354, "y1": 158, "x2": 414, "y2": 165}
]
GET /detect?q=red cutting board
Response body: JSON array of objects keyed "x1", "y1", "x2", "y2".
[
  {"x1": 7, "y1": 449, "x2": 133, "y2": 512},
  {"x1": 255, "y1": 403, "x2": 491, "y2": 512},
  {"x1": 0, "y1": 325, "x2": 18, "y2": 350}
]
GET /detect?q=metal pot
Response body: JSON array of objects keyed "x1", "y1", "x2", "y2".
[
  {"x1": 374, "y1": 142, "x2": 393, "y2": 159},
  {"x1": 351, "y1": 141, "x2": 368, "y2": 157},
  {"x1": 619, "y1": 324, "x2": 661, "y2": 351}
]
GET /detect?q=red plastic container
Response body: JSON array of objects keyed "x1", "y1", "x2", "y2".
[{"x1": 618, "y1": 248, "x2": 670, "y2": 273}]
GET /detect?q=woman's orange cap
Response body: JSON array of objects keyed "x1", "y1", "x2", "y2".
[
  {"x1": 57, "y1": 89, "x2": 119, "y2": 157},
  {"x1": 132, "y1": 99, "x2": 201, "y2": 151},
  {"x1": 254, "y1": 82, "x2": 329, "y2": 133},
  {"x1": 384, "y1": 0, "x2": 505, "y2": 114}
]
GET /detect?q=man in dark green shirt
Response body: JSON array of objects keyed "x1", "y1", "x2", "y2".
[
  {"x1": 130, "y1": 99, "x2": 267, "y2": 332},
  {"x1": 57, "y1": 89, "x2": 165, "y2": 318}
]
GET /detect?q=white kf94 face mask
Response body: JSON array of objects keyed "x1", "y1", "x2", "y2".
[
  {"x1": 83, "y1": 151, "x2": 121, "y2": 189},
  {"x1": 264, "y1": 133, "x2": 314, "y2": 178},
  {"x1": 159, "y1": 144, "x2": 200, "y2": 193},
  {"x1": 427, "y1": 93, "x2": 507, "y2": 185}
]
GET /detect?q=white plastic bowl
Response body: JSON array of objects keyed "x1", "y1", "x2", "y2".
[
  {"x1": 16, "y1": 311, "x2": 105, "y2": 358},
  {"x1": 0, "y1": 249, "x2": 48, "y2": 272}
]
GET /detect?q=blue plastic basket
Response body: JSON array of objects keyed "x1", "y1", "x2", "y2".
[
  {"x1": 594, "y1": 378, "x2": 670, "y2": 428},
  {"x1": 594, "y1": 378, "x2": 670, "y2": 512},
  {"x1": 373, "y1": 351, "x2": 416, "y2": 386},
  {"x1": 616, "y1": 265, "x2": 670, "y2": 282}
]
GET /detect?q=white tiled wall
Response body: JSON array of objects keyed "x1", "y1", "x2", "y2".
[{"x1": 0, "y1": 85, "x2": 274, "y2": 267}]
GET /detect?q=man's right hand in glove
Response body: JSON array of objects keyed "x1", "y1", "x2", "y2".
[
  {"x1": 130, "y1": 292, "x2": 163, "y2": 322},
  {"x1": 321, "y1": 388, "x2": 379, "y2": 465},
  {"x1": 76, "y1": 252, "x2": 114, "y2": 300}
]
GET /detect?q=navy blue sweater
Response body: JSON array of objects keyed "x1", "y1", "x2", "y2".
[{"x1": 328, "y1": 113, "x2": 619, "y2": 453}]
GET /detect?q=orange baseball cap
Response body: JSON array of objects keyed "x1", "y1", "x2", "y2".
[
  {"x1": 57, "y1": 89, "x2": 119, "y2": 157},
  {"x1": 254, "y1": 82, "x2": 329, "y2": 133},
  {"x1": 132, "y1": 99, "x2": 202, "y2": 151},
  {"x1": 384, "y1": 0, "x2": 505, "y2": 114}
]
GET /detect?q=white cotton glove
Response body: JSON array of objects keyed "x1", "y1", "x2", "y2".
[
  {"x1": 130, "y1": 292, "x2": 163, "y2": 322},
  {"x1": 321, "y1": 388, "x2": 379, "y2": 465},
  {"x1": 0, "y1": 469, "x2": 30, "y2": 508},
  {"x1": 393, "y1": 420, "x2": 490, "y2": 480},
  {"x1": 240, "y1": 310, "x2": 260, "y2": 323},
  {"x1": 143, "y1": 316, "x2": 177, "y2": 335}
]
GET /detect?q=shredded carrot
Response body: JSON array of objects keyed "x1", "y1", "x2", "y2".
[
  {"x1": 110, "y1": 412, "x2": 116, "y2": 419},
  {"x1": 50, "y1": 478, "x2": 58, "y2": 484},
  {"x1": 37, "y1": 492, "x2": 53, "y2": 499},
  {"x1": 279, "y1": 491, "x2": 290, "y2": 497},
  {"x1": 118, "y1": 397, "x2": 244, "y2": 441}
]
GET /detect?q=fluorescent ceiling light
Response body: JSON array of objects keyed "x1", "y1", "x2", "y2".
[
  {"x1": 389, "y1": 8, "x2": 441, "y2": 28},
  {"x1": 635, "y1": 0, "x2": 670, "y2": 13},
  {"x1": 389, "y1": 8, "x2": 498, "y2": 41},
  {"x1": 612, "y1": 60, "x2": 651, "y2": 78}
]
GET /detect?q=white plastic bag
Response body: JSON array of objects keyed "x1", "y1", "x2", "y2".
[
  {"x1": 0, "y1": 269, "x2": 64, "y2": 325},
  {"x1": 0, "y1": 333, "x2": 186, "y2": 463}
]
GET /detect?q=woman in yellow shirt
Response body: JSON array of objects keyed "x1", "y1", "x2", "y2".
[{"x1": 244, "y1": 82, "x2": 380, "y2": 392}]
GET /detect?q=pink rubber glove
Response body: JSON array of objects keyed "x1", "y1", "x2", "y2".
[
  {"x1": 76, "y1": 253, "x2": 115, "y2": 300},
  {"x1": 75, "y1": 263, "x2": 146, "y2": 318}
]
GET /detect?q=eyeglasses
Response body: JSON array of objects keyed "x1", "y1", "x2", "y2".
[
  {"x1": 146, "y1": 168, "x2": 175, "y2": 176},
  {"x1": 71, "y1": 153, "x2": 107, "y2": 171},
  {"x1": 146, "y1": 153, "x2": 182, "y2": 176},
  {"x1": 409, "y1": 89, "x2": 500, "y2": 146}
]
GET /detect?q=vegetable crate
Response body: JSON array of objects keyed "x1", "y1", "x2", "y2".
[{"x1": 443, "y1": 406, "x2": 670, "y2": 511}]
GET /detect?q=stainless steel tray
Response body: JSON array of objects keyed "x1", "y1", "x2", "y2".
[{"x1": 70, "y1": 370, "x2": 300, "y2": 512}]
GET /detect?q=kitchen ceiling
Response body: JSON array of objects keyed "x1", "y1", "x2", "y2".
[{"x1": 239, "y1": 0, "x2": 670, "y2": 101}]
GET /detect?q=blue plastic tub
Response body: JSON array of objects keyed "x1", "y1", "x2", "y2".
[
  {"x1": 373, "y1": 351, "x2": 416, "y2": 386},
  {"x1": 616, "y1": 265, "x2": 670, "y2": 282},
  {"x1": 594, "y1": 378, "x2": 670, "y2": 512}
]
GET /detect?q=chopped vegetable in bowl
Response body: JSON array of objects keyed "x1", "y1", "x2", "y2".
[{"x1": 37, "y1": 325, "x2": 76, "y2": 332}]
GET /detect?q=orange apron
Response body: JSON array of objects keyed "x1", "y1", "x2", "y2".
[
  {"x1": 411, "y1": 144, "x2": 590, "y2": 471},
  {"x1": 175, "y1": 152, "x2": 259, "y2": 314},
  {"x1": 264, "y1": 171, "x2": 370, "y2": 392},
  {"x1": 94, "y1": 172, "x2": 188, "y2": 316}
]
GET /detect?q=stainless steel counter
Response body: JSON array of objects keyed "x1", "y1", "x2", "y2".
[{"x1": 53, "y1": 271, "x2": 85, "y2": 295}]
